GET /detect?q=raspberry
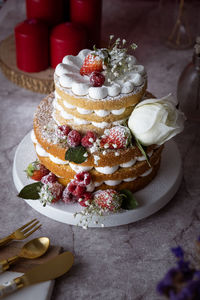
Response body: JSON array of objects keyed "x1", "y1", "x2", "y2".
[
  {"x1": 67, "y1": 130, "x2": 81, "y2": 147},
  {"x1": 81, "y1": 131, "x2": 97, "y2": 148},
  {"x1": 62, "y1": 188, "x2": 77, "y2": 204},
  {"x1": 41, "y1": 172, "x2": 57, "y2": 184},
  {"x1": 75, "y1": 172, "x2": 91, "y2": 185},
  {"x1": 90, "y1": 71, "x2": 105, "y2": 87},
  {"x1": 57, "y1": 125, "x2": 71, "y2": 138},
  {"x1": 94, "y1": 189, "x2": 122, "y2": 211},
  {"x1": 80, "y1": 53, "x2": 103, "y2": 76},
  {"x1": 73, "y1": 184, "x2": 86, "y2": 197},
  {"x1": 67, "y1": 180, "x2": 77, "y2": 194},
  {"x1": 100, "y1": 126, "x2": 131, "y2": 149},
  {"x1": 79, "y1": 192, "x2": 93, "y2": 207}
]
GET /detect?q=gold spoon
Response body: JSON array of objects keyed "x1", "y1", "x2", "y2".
[{"x1": 0, "y1": 237, "x2": 50, "y2": 273}]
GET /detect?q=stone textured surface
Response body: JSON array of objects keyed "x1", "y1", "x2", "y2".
[{"x1": 0, "y1": 1, "x2": 200, "y2": 299}]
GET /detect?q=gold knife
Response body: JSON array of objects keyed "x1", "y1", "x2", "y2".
[{"x1": 0, "y1": 251, "x2": 74, "y2": 298}]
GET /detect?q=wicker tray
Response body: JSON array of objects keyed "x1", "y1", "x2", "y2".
[{"x1": 0, "y1": 35, "x2": 54, "y2": 94}]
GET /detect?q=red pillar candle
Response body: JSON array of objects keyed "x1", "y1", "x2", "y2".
[
  {"x1": 70, "y1": 0, "x2": 102, "y2": 48},
  {"x1": 26, "y1": 0, "x2": 64, "y2": 27},
  {"x1": 15, "y1": 19, "x2": 49, "y2": 72},
  {"x1": 50, "y1": 22, "x2": 87, "y2": 68}
]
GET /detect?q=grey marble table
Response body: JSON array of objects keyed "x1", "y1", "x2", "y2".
[{"x1": 0, "y1": 1, "x2": 200, "y2": 299}]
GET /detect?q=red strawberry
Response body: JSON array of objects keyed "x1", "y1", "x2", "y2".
[
  {"x1": 80, "y1": 53, "x2": 103, "y2": 76},
  {"x1": 26, "y1": 161, "x2": 49, "y2": 181},
  {"x1": 39, "y1": 181, "x2": 64, "y2": 205},
  {"x1": 100, "y1": 126, "x2": 131, "y2": 149},
  {"x1": 94, "y1": 189, "x2": 122, "y2": 211}
]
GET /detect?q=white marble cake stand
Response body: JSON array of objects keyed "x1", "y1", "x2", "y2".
[{"x1": 13, "y1": 132, "x2": 182, "y2": 228}]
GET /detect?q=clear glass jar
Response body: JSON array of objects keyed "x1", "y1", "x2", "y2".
[{"x1": 177, "y1": 39, "x2": 200, "y2": 121}]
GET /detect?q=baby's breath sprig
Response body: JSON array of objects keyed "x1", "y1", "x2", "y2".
[
  {"x1": 92, "y1": 35, "x2": 138, "y2": 83},
  {"x1": 73, "y1": 203, "x2": 109, "y2": 229}
]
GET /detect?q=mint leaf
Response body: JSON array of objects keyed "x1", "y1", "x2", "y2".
[
  {"x1": 18, "y1": 182, "x2": 43, "y2": 200},
  {"x1": 65, "y1": 146, "x2": 87, "y2": 164},
  {"x1": 120, "y1": 189, "x2": 138, "y2": 210},
  {"x1": 135, "y1": 137, "x2": 151, "y2": 167}
]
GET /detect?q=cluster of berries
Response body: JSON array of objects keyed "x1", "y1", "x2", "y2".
[
  {"x1": 64, "y1": 171, "x2": 94, "y2": 207},
  {"x1": 80, "y1": 53, "x2": 105, "y2": 87},
  {"x1": 26, "y1": 162, "x2": 63, "y2": 204},
  {"x1": 57, "y1": 125, "x2": 97, "y2": 148},
  {"x1": 100, "y1": 125, "x2": 131, "y2": 149},
  {"x1": 26, "y1": 161, "x2": 123, "y2": 212}
]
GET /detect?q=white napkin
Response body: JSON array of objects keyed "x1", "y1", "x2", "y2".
[{"x1": 0, "y1": 271, "x2": 54, "y2": 300}]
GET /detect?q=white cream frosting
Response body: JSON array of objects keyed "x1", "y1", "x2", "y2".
[
  {"x1": 77, "y1": 107, "x2": 93, "y2": 114},
  {"x1": 49, "y1": 154, "x2": 68, "y2": 165},
  {"x1": 140, "y1": 168, "x2": 153, "y2": 177},
  {"x1": 123, "y1": 177, "x2": 136, "y2": 182},
  {"x1": 55, "y1": 49, "x2": 145, "y2": 100},
  {"x1": 120, "y1": 158, "x2": 136, "y2": 168},
  {"x1": 69, "y1": 163, "x2": 92, "y2": 173},
  {"x1": 36, "y1": 143, "x2": 48, "y2": 157},
  {"x1": 95, "y1": 165, "x2": 119, "y2": 174},
  {"x1": 104, "y1": 180, "x2": 122, "y2": 186}
]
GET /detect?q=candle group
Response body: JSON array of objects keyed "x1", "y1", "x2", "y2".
[{"x1": 15, "y1": 0, "x2": 102, "y2": 72}]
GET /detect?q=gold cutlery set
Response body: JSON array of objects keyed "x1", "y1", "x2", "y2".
[{"x1": 0, "y1": 219, "x2": 74, "y2": 298}]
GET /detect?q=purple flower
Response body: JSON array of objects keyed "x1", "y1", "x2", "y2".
[
  {"x1": 171, "y1": 246, "x2": 184, "y2": 259},
  {"x1": 157, "y1": 268, "x2": 178, "y2": 295},
  {"x1": 169, "y1": 290, "x2": 178, "y2": 300},
  {"x1": 194, "y1": 271, "x2": 200, "y2": 280},
  {"x1": 197, "y1": 235, "x2": 200, "y2": 242}
]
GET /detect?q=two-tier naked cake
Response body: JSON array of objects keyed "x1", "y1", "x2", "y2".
[{"x1": 21, "y1": 38, "x2": 184, "y2": 214}]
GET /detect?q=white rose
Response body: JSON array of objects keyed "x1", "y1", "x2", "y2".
[{"x1": 128, "y1": 94, "x2": 185, "y2": 146}]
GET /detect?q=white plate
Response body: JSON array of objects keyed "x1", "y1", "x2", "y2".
[{"x1": 13, "y1": 132, "x2": 182, "y2": 227}]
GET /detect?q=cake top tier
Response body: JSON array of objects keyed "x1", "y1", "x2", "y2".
[{"x1": 54, "y1": 38, "x2": 146, "y2": 101}]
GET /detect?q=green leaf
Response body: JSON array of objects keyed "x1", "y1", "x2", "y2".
[
  {"x1": 65, "y1": 146, "x2": 87, "y2": 164},
  {"x1": 120, "y1": 189, "x2": 138, "y2": 210},
  {"x1": 135, "y1": 137, "x2": 151, "y2": 167},
  {"x1": 18, "y1": 182, "x2": 43, "y2": 200}
]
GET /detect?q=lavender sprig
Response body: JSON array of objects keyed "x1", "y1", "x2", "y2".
[{"x1": 157, "y1": 241, "x2": 200, "y2": 299}]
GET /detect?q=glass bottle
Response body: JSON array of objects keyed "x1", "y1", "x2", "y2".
[
  {"x1": 159, "y1": 0, "x2": 200, "y2": 49},
  {"x1": 177, "y1": 38, "x2": 200, "y2": 121}
]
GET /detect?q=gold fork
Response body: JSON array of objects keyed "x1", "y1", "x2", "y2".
[{"x1": 0, "y1": 219, "x2": 42, "y2": 247}]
